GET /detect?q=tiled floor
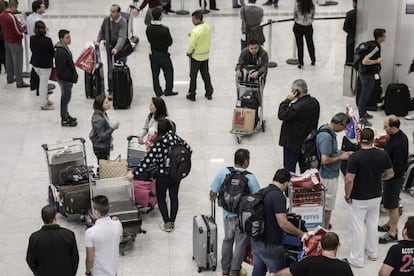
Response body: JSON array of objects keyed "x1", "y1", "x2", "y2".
[{"x1": 0, "y1": 0, "x2": 413, "y2": 275}]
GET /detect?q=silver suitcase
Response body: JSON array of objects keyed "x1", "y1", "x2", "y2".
[{"x1": 192, "y1": 201, "x2": 217, "y2": 273}]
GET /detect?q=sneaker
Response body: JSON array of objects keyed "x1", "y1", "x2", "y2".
[
  {"x1": 169, "y1": 222, "x2": 175, "y2": 230},
  {"x1": 47, "y1": 100, "x2": 54, "y2": 106},
  {"x1": 405, "y1": 114, "x2": 414, "y2": 120},
  {"x1": 367, "y1": 255, "x2": 378, "y2": 261},
  {"x1": 186, "y1": 94, "x2": 196, "y2": 101},
  {"x1": 378, "y1": 223, "x2": 390, "y2": 232},
  {"x1": 379, "y1": 232, "x2": 398, "y2": 244},
  {"x1": 359, "y1": 117, "x2": 372, "y2": 127},
  {"x1": 68, "y1": 115, "x2": 77, "y2": 122},
  {"x1": 159, "y1": 222, "x2": 173, "y2": 232},
  {"x1": 364, "y1": 112, "x2": 373, "y2": 119},
  {"x1": 61, "y1": 119, "x2": 77, "y2": 127},
  {"x1": 41, "y1": 105, "x2": 54, "y2": 110}
]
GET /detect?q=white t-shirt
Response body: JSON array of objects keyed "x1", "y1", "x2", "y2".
[{"x1": 85, "y1": 216, "x2": 123, "y2": 276}]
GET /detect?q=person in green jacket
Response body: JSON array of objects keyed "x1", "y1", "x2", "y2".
[{"x1": 186, "y1": 10, "x2": 214, "y2": 101}]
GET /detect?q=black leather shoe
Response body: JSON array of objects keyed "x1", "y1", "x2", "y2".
[
  {"x1": 186, "y1": 94, "x2": 196, "y2": 101},
  {"x1": 68, "y1": 115, "x2": 77, "y2": 122},
  {"x1": 164, "y1": 91, "x2": 179, "y2": 96},
  {"x1": 7, "y1": 79, "x2": 16, "y2": 84},
  {"x1": 205, "y1": 94, "x2": 212, "y2": 100},
  {"x1": 61, "y1": 119, "x2": 77, "y2": 127},
  {"x1": 17, "y1": 82, "x2": 30, "y2": 88}
]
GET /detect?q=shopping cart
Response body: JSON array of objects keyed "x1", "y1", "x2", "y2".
[{"x1": 231, "y1": 75, "x2": 265, "y2": 144}]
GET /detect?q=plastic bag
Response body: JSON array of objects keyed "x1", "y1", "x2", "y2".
[{"x1": 75, "y1": 44, "x2": 95, "y2": 74}]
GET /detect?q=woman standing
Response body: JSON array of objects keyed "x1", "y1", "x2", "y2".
[
  {"x1": 293, "y1": 0, "x2": 316, "y2": 68},
  {"x1": 89, "y1": 95, "x2": 120, "y2": 163},
  {"x1": 138, "y1": 97, "x2": 169, "y2": 150},
  {"x1": 30, "y1": 21, "x2": 54, "y2": 110}
]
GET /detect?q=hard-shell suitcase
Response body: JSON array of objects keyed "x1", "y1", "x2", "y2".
[
  {"x1": 59, "y1": 183, "x2": 91, "y2": 215},
  {"x1": 113, "y1": 61, "x2": 133, "y2": 109},
  {"x1": 356, "y1": 76, "x2": 382, "y2": 111},
  {"x1": 192, "y1": 201, "x2": 217, "y2": 273},
  {"x1": 133, "y1": 179, "x2": 157, "y2": 210},
  {"x1": 384, "y1": 83, "x2": 410, "y2": 116},
  {"x1": 85, "y1": 62, "x2": 105, "y2": 99}
]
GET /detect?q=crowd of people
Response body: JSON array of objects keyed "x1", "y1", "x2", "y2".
[{"x1": 1, "y1": 0, "x2": 413, "y2": 275}]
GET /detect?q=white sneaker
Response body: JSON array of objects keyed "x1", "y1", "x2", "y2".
[{"x1": 405, "y1": 114, "x2": 414, "y2": 120}]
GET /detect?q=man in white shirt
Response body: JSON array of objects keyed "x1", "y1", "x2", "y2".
[
  {"x1": 85, "y1": 195, "x2": 123, "y2": 276},
  {"x1": 26, "y1": 0, "x2": 46, "y2": 37}
]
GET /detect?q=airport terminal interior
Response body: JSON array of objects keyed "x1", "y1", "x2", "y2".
[{"x1": 0, "y1": 0, "x2": 413, "y2": 275}]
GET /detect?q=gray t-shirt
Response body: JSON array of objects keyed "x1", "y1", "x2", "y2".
[{"x1": 316, "y1": 125, "x2": 340, "y2": 179}]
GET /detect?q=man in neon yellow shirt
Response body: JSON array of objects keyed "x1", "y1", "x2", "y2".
[{"x1": 186, "y1": 10, "x2": 214, "y2": 101}]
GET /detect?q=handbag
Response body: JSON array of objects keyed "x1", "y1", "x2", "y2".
[
  {"x1": 242, "y1": 7, "x2": 265, "y2": 45},
  {"x1": 108, "y1": 19, "x2": 134, "y2": 60},
  {"x1": 49, "y1": 67, "x2": 58, "y2": 81},
  {"x1": 99, "y1": 155, "x2": 128, "y2": 179}
]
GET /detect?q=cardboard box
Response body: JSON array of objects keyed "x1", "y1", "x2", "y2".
[{"x1": 232, "y1": 107, "x2": 255, "y2": 132}]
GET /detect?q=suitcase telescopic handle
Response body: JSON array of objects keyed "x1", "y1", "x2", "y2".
[{"x1": 211, "y1": 199, "x2": 216, "y2": 222}]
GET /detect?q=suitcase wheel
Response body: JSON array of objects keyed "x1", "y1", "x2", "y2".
[
  {"x1": 211, "y1": 266, "x2": 216, "y2": 271},
  {"x1": 197, "y1": 267, "x2": 201, "y2": 273}
]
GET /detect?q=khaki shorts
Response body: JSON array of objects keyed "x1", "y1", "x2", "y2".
[{"x1": 321, "y1": 177, "x2": 339, "y2": 211}]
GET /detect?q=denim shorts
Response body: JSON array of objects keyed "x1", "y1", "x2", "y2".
[{"x1": 251, "y1": 239, "x2": 285, "y2": 274}]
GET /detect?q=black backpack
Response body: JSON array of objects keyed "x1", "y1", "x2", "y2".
[
  {"x1": 353, "y1": 41, "x2": 376, "y2": 72},
  {"x1": 218, "y1": 167, "x2": 251, "y2": 213},
  {"x1": 301, "y1": 127, "x2": 334, "y2": 169},
  {"x1": 165, "y1": 144, "x2": 192, "y2": 182},
  {"x1": 239, "y1": 187, "x2": 270, "y2": 240},
  {"x1": 58, "y1": 164, "x2": 90, "y2": 185}
]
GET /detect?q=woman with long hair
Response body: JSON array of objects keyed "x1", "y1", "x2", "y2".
[{"x1": 293, "y1": 0, "x2": 316, "y2": 68}]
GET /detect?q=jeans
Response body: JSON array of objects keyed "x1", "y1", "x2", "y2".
[
  {"x1": 188, "y1": 57, "x2": 213, "y2": 97},
  {"x1": 283, "y1": 147, "x2": 308, "y2": 174},
  {"x1": 5, "y1": 42, "x2": 24, "y2": 85},
  {"x1": 358, "y1": 73, "x2": 375, "y2": 119},
  {"x1": 221, "y1": 217, "x2": 249, "y2": 275},
  {"x1": 293, "y1": 23, "x2": 315, "y2": 65},
  {"x1": 156, "y1": 174, "x2": 180, "y2": 223},
  {"x1": 34, "y1": 67, "x2": 51, "y2": 107},
  {"x1": 58, "y1": 80, "x2": 73, "y2": 120},
  {"x1": 149, "y1": 51, "x2": 174, "y2": 96},
  {"x1": 251, "y1": 239, "x2": 285, "y2": 275},
  {"x1": 348, "y1": 197, "x2": 381, "y2": 267}
]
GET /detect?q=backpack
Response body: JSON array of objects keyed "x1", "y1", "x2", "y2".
[
  {"x1": 165, "y1": 144, "x2": 192, "y2": 182},
  {"x1": 301, "y1": 127, "x2": 334, "y2": 170},
  {"x1": 218, "y1": 167, "x2": 251, "y2": 213},
  {"x1": 238, "y1": 187, "x2": 270, "y2": 240},
  {"x1": 58, "y1": 164, "x2": 90, "y2": 185},
  {"x1": 353, "y1": 41, "x2": 376, "y2": 72}
]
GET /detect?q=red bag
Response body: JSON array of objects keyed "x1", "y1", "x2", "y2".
[
  {"x1": 303, "y1": 227, "x2": 326, "y2": 257},
  {"x1": 290, "y1": 169, "x2": 321, "y2": 190},
  {"x1": 75, "y1": 46, "x2": 95, "y2": 74},
  {"x1": 374, "y1": 134, "x2": 389, "y2": 149},
  {"x1": 243, "y1": 243, "x2": 253, "y2": 265},
  {"x1": 49, "y1": 67, "x2": 58, "y2": 81},
  {"x1": 133, "y1": 179, "x2": 157, "y2": 209}
]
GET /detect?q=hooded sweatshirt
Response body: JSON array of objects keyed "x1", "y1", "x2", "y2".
[{"x1": 55, "y1": 41, "x2": 78, "y2": 83}]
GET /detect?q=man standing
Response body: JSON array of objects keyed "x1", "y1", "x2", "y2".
[
  {"x1": 278, "y1": 79, "x2": 320, "y2": 173},
  {"x1": 357, "y1": 28, "x2": 386, "y2": 126},
  {"x1": 96, "y1": 4, "x2": 127, "y2": 98},
  {"x1": 0, "y1": 0, "x2": 29, "y2": 88},
  {"x1": 235, "y1": 39, "x2": 268, "y2": 80},
  {"x1": 209, "y1": 149, "x2": 260, "y2": 276},
  {"x1": 251, "y1": 168, "x2": 308, "y2": 275},
  {"x1": 344, "y1": 128, "x2": 394, "y2": 268},
  {"x1": 240, "y1": 0, "x2": 263, "y2": 49},
  {"x1": 316, "y1": 112, "x2": 352, "y2": 229},
  {"x1": 146, "y1": 8, "x2": 178, "y2": 97},
  {"x1": 343, "y1": 0, "x2": 357, "y2": 65},
  {"x1": 26, "y1": 205, "x2": 79, "y2": 276},
  {"x1": 276, "y1": 232, "x2": 353, "y2": 276},
  {"x1": 85, "y1": 195, "x2": 123, "y2": 276},
  {"x1": 378, "y1": 115, "x2": 409, "y2": 244},
  {"x1": 186, "y1": 10, "x2": 213, "y2": 101},
  {"x1": 379, "y1": 216, "x2": 414, "y2": 276},
  {"x1": 55, "y1": 29, "x2": 78, "y2": 127},
  {"x1": 26, "y1": 0, "x2": 46, "y2": 37}
]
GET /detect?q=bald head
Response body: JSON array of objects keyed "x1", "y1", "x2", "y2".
[{"x1": 384, "y1": 115, "x2": 400, "y2": 135}]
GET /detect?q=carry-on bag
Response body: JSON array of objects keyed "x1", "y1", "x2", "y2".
[
  {"x1": 193, "y1": 200, "x2": 217, "y2": 273},
  {"x1": 133, "y1": 179, "x2": 157, "y2": 210},
  {"x1": 112, "y1": 60, "x2": 133, "y2": 109},
  {"x1": 85, "y1": 63, "x2": 104, "y2": 99},
  {"x1": 98, "y1": 155, "x2": 128, "y2": 179},
  {"x1": 59, "y1": 183, "x2": 91, "y2": 215},
  {"x1": 384, "y1": 83, "x2": 410, "y2": 116}
]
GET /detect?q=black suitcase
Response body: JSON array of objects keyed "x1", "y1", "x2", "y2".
[
  {"x1": 85, "y1": 62, "x2": 105, "y2": 99},
  {"x1": 113, "y1": 61, "x2": 133, "y2": 109},
  {"x1": 355, "y1": 76, "x2": 382, "y2": 111},
  {"x1": 384, "y1": 83, "x2": 410, "y2": 116},
  {"x1": 58, "y1": 183, "x2": 91, "y2": 216}
]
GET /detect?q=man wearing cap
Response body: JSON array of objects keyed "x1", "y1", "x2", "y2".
[{"x1": 344, "y1": 128, "x2": 394, "y2": 268}]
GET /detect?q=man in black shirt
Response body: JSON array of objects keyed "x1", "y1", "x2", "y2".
[
  {"x1": 276, "y1": 232, "x2": 353, "y2": 276},
  {"x1": 344, "y1": 128, "x2": 394, "y2": 268},
  {"x1": 278, "y1": 79, "x2": 320, "y2": 173},
  {"x1": 343, "y1": 0, "x2": 356, "y2": 65},
  {"x1": 251, "y1": 168, "x2": 307, "y2": 275},
  {"x1": 235, "y1": 39, "x2": 268, "y2": 81},
  {"x1": 26, "y1": 205, "x2": 79, "y2": 276},
  {"x1": 379, "y1": 216, "x2": 414, "y2": 276},
  {"x1": 146, "y1": 8, "x2": 178, "y2": 97},
  {"x1": 358, "y1": 28, "x2": 386, "y2": 126},
  {"x1": 379, "y1": 115, "x2": 409, "y2": 244}
]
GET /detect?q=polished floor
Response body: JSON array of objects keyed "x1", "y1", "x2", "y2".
[{"x1": 0, "y1": 0, "x2": 413, "y2": 275}]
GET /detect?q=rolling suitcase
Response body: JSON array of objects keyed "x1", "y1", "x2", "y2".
[
  {"x1": 113, "y1": 60, "x2": 133, "y2": 109},
  {"x1": 133, "y1": 179, "x2": 157, "y2": 211},
  {"x1": 384, "y1": 83, "x2": 410, "y2": 116},
  {"x1": 192, "y1": 201, "x2": 217, "y2": 273},
  {"x1": 355, "y1": 76, "x2": 382, "y2": 111},
  {"x1": 59, "y1": 183, "x2": 91, "y2": 215},
  {"x1": 85, "y1": 62, "x2": 105, "y2": 99}
]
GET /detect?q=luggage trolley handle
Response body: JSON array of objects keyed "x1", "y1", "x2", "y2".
[
  {"x1": 211, "y1": 199, "x2": 216, "y2": 222},
  {"x1": 41, "y1": 137, "x2": 86, "y2": 151}
]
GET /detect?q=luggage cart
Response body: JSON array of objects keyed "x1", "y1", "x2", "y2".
[
  {"x1": 86, "y1": 177, "x2": 146, "y2": 255},
  {"x1": 231, "y1": 75, "x2": 266, "y2": 144},
  {"x1": 41, "y1": 138, "x2": 91, "y2": 217},
  {"x1": 288, "y1": 184, "x2": 325, "y2": 230}
]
